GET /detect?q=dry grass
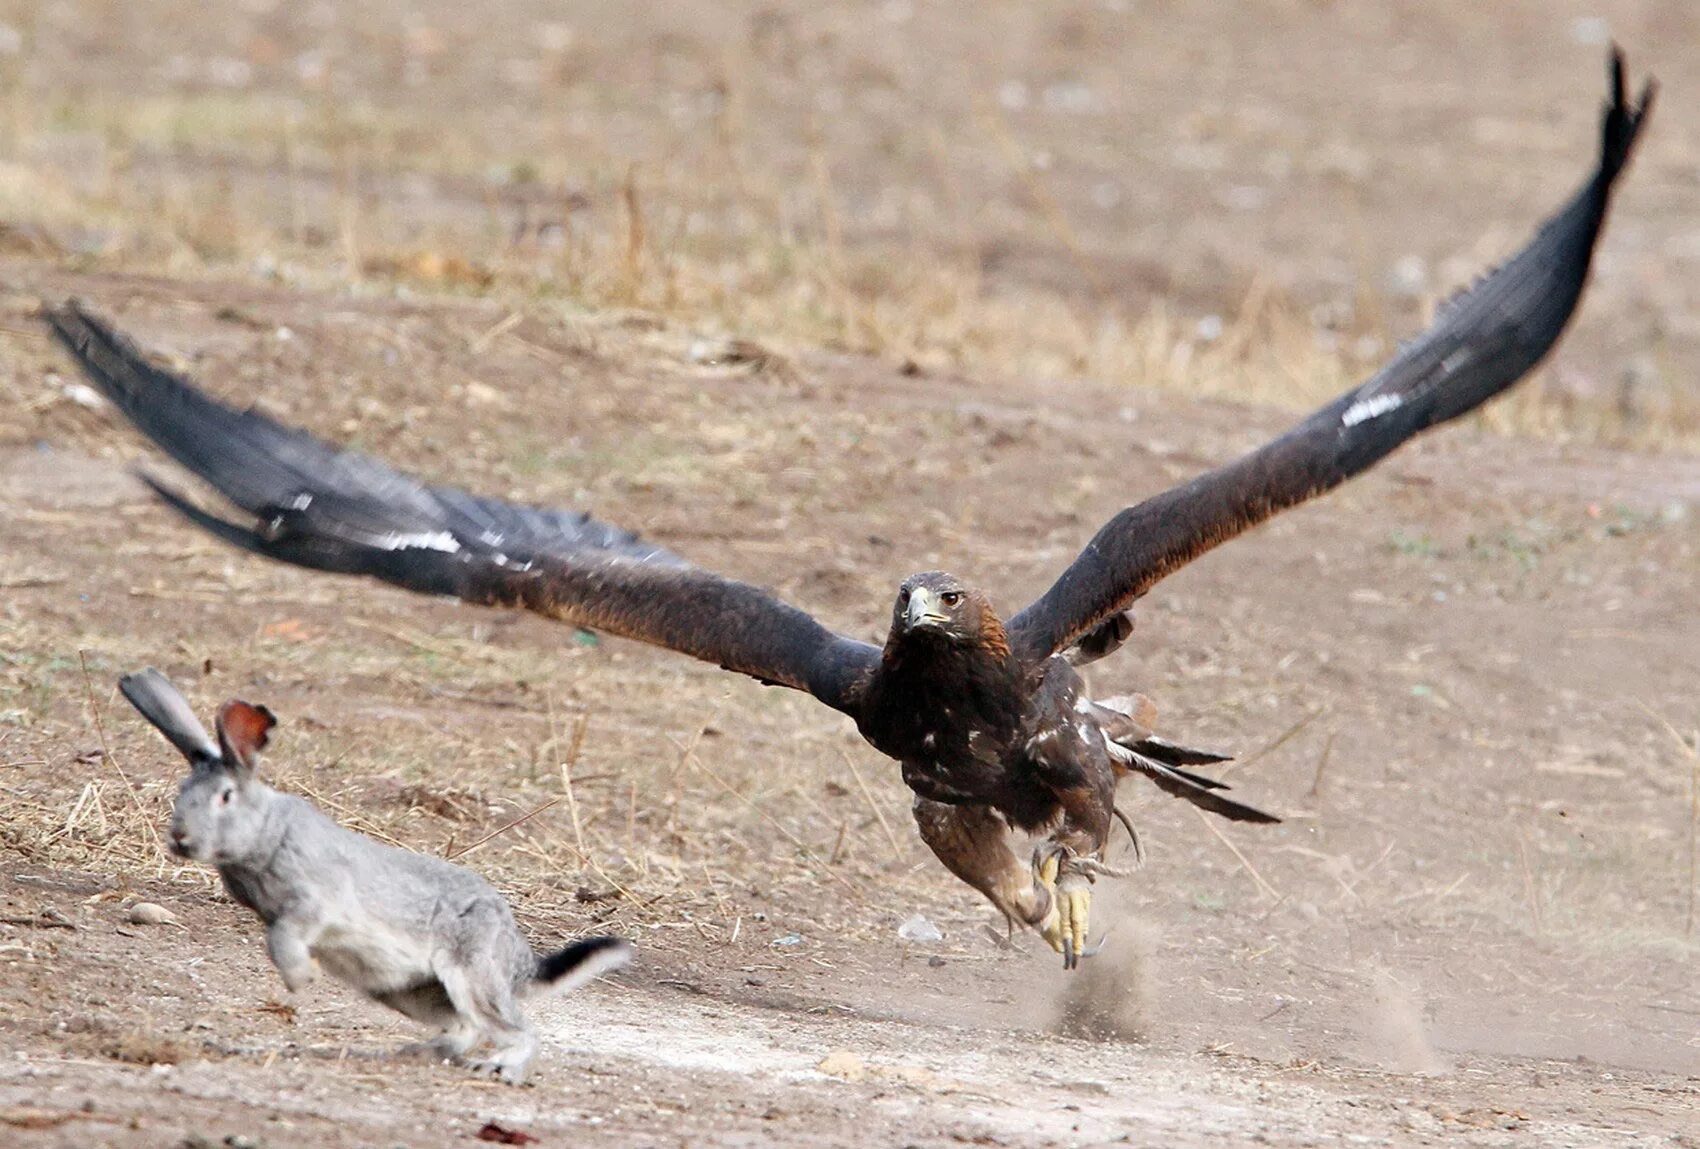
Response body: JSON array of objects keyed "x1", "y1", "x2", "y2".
[
  {"x1": 0, "y1": 553, "x2": 942, "y2": 961},
  {"x1": 1, "y1": 8, "x2": 1695, "y2": 453},
  {"x1": 1639, "y1": 703, "x2": 1700, "y2": 936}
]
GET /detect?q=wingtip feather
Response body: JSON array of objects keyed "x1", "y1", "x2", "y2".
[{"x1": 1600, "y1": 47, "x2": 1654, "y2": 183}]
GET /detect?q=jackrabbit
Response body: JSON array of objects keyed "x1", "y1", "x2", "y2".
[{"x1": 119, "y1": 667, "x2": 630, "y2": 1084}]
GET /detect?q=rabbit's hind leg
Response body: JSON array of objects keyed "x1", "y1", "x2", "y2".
[
  {"x1": 435, "y1": 962, "x2": 537, "y2": 1085},
  {"x1": 467, "y1": 1018, "x2": 537, "y2": 1086},
  {"x1": 379, "y1": 981, "x2": 480, "y2": 1062}
]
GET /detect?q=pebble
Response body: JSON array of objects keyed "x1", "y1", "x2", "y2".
[{"x1": 126, "y1": 902, "x2": 178, "y2": 927}]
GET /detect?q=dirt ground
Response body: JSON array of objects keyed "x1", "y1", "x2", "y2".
[{"x1": 2, "y1": 4, "x2": 1698, "y2": 1148}]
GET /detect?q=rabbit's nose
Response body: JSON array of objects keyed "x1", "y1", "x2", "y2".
[{"x1": 169, "y1": 828, "x2": 191, "y2": 854}]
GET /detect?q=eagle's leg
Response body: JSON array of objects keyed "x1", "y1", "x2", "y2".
[
  {"x1": 1032, "y1": 784, "x2": 1118, "y2": 969},
  {"x1": 911, "y1": 797, "x2": 1053, "y2": 932}
]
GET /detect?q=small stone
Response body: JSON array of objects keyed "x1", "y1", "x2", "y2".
[
  {"x1": 1387, "y1": 254, "x2": 1429, "y2": 298},
  {"x1": 1570, "y1": 16, "x2": 1610, "y2": 45},
  {"x1": 816, "y1": 1050, "x2": 865, "y2": 1082},
  {"x1": 897, "y1": 914, "x2": 942, "y2": 942},
  {"x1": 61, "y1": 382, "x2": 107, "y2": 410},
  {"x1": 127, "y1": 902, "x2": 178, "y2": 927}
]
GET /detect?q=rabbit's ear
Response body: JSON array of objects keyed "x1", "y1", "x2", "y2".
[
  {"x1": 119, "y1": 668, "x2": 221, "y2": 766},
  {"x1": 215, "y1": 700, "x2": 276, "y2": 776}
]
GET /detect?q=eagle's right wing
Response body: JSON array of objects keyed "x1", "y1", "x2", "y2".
[{"x1": 47, "y1": 303, "x2": 881, "y2": 716}]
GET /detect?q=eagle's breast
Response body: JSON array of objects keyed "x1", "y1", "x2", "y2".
[{"x1": 858, "y1": 637, "x2": 1028, "y2": 803}]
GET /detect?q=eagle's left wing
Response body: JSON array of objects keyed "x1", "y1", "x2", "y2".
[
  {"x1": 46, "y1": 302, "x2": 881, "y2": 716},
  {"x1": 1007, "y1": 50, "x2": 1653, "y2": 667}
]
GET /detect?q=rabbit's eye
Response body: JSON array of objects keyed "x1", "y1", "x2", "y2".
[{"x1": 218, "y1": 789, "x2": 233, "y2": 806}]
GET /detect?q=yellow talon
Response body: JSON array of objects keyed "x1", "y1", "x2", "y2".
[
  {"x1": 1033, "y1": 852, "x2": 1093, "y2": 968},
  {"x1": 1055, "y1": 874, "x2": 1091, "y2": 970}
]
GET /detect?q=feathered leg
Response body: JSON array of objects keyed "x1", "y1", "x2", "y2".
[{"x1": 911, "y1": 797, "x2": 1051, "y2": 931}]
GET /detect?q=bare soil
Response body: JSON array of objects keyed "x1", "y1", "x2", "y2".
[{"x1": 2, "y1": 4, "x2": 1698, "y2": 1148}]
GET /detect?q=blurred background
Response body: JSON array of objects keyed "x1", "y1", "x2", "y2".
[{"x1": 2, "y1": 0, "x2": 1694, "y2": 443}]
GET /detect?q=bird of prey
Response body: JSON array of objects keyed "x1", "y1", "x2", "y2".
[{"x1": 49, "y1": 53, "x2": 1651, "y2": 968}]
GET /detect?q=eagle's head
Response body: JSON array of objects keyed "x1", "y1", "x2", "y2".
[{"x1": 890, "y1": 571, "x2": 1008, "y2": 656}]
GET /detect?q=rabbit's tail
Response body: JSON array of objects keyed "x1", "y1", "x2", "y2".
[{"x1": 531, "y1": 936, "x2": 632, "y2": 997}]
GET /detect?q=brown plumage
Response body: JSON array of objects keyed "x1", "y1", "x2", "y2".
[{"x1": 46, "y1": 54, "x2": 1652, "y2": 967}]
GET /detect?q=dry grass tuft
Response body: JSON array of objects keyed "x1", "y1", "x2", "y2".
[
  {"x1": 1640, "y1": 703, "x2": 1699, "y2": 936},
  {"x1": 0, "y1": 26, "x2": 1692, "y2": 452}
]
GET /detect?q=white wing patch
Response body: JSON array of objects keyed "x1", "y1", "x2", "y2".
[
  {"x1": 1341, "y1": 390, "x2": 1405, "y2": 428},
  {"x1": 1344, "y1": 345, "x2": 1473, "y2": 429},
  {"x1": 268, "y1": 487, "x2": 463, "y2": 555},
  {"x1": 378, "y1": 530, "x2": 462, "y2": 553}
]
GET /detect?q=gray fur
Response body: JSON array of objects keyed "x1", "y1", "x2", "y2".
[{"x1": 120, "y1": 668, "x2": 631, "y2": 1085}]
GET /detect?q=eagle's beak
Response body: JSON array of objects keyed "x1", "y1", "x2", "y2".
[{"x1": 906, "y1": 587, "x2": 950, "y2": 631}]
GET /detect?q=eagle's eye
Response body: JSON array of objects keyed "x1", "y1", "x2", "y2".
[
  {"x1": 940, "y1": 591, "x2": 964, "y2": 608},
  {"x1": 897, "y1": 588, "x2": 911, "y2": 606}
]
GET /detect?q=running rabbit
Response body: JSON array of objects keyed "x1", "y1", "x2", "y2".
[{"x1": 119, "y1": 667, "x2": 630, "y2": 1084}]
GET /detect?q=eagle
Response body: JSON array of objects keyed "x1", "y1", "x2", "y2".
[{"x1": 48, "y1": 54, "x2": 1650, "y2": 968}]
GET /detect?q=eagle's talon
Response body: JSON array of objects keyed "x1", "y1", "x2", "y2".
[
  {"x1": 1033, "y1": 849, "x2": 1094, "y2": 969},
  {"x1": 1054, "y1": 872, "x2": 1091, "y2": 970}
]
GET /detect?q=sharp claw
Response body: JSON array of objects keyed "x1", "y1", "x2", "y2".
[
  {"x1": 1034, "y1": 850, "x2": 1105, "y2": 968},
  {"x1": 1056, "y1": 874, "x2": 1091, "y2": 971}
]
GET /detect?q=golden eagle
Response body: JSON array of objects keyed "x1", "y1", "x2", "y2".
[{"x1": 48, "y1": 55, "x2": 1651, "y2": 967}]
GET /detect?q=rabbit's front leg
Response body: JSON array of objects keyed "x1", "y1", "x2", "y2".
[{"x1": 266, "y1": 919, "x2": 319, "y2": 992}]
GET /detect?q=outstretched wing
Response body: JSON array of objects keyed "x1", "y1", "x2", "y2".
[
  {"x1": 1008, "y1": 51, "x2": 1654, "y2": 666},
  {"x1": 47, "y1": 303, "x2": 880, "y2": 715}
]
